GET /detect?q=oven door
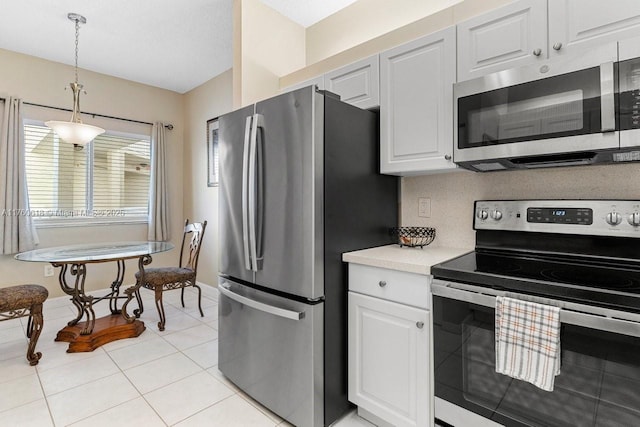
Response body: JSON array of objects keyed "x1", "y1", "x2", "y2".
[
  {"x1": 432, "y1": 280, "x2": 640, "y2": 427},
  {"x1": 454, "y1": 43, "x2": 619, "y2": 171}
]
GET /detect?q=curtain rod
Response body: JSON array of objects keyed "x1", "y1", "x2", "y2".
[{"x1": 0, "y1": 97, "x2": 174, "y2": 130}]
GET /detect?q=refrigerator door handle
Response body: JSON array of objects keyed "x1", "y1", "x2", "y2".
[
  {"x1": 219, "y1": 282, "x2": 306, "y2": 321},
  {"x1": 242, "y1": 115, "x2": 253, "y2": 271},
  {"x1": 248, "y1": 113, "x2": 265, "y2": 271}
]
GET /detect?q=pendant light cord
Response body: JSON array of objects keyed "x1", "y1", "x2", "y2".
[{"x1": 74, "y1": 17, "x2": 80, "y2": 85}]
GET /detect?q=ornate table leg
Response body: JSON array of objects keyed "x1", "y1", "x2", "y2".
[
  {"x1": 55, "y1": 256, "x2": 146, "y2": 352},
  {"x1": 52, "y1": 263, "x2": 96, "y2": 335},
  {"x1": 109, "y1": 259, "x2": 126, "y2": 314},
  {"x1": 122, "y1": 254, "x2": 152, "y2": 323},
  {"x1": 53, "y1": 262, "x2": 95, "y2": 335}
]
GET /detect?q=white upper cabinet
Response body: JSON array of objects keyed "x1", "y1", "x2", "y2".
[
  {"x1": 281, "y1": 75, "x2": 325, "y2": 93},
  {"x1": 548, "y1": 0, "x2": 640, "y2": 59},
  {"x1": 380, "y1": 26, "x2": 457, "y2": 175},
  {"x1": 458, "y1": 0, "x2": 640, "y2": 81},
  {"x1": 457, "y1": 0, "x2": 547, "y2": 81},
  {"x1": 282, "y1": 56, "x2": 379, "y2": 109},
  {"x1": 324, "y1": 55, "x2": 380, "y2": 110}
]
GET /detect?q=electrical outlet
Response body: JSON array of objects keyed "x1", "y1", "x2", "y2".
[
  {"x1": 418, "y1": 197, "x2": 431, "y2": 218},
  {"x1": 44, "y1": 264, "x2": 54, "y2": 277}
]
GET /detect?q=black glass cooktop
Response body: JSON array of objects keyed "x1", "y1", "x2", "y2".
[{"x1": 431, "y1": 250, "x2": 640, "y2": 312}]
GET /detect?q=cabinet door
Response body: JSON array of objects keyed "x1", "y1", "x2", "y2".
[
  {"x1": 549, "y1": 0, "x2": 640, "y2": 59},
  {"x1": 348, "y1": 292, "x2": 430, "y2": 427},
  {"x1": 280, "y1": 75, "x2": 325, "y2": 93},
  {"x1": 380, "y1": 26, "x2": 457, "y2": 175},
  {"x1": 324, "y1": 55, "x2": 379, "y2": 109},
  {"x1": 457, "y1": 0, "x2": 547, "y2": 81}
]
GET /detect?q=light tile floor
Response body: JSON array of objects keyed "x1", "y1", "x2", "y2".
[{"x1": 0, "y1": 285, "x2": 375, "y2": 427}]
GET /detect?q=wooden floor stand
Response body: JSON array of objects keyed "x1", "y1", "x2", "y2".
[{"x1": 55, "y1": 314, "x2": 145, "y2": 353}]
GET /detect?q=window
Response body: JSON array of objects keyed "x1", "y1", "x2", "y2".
[
  {"x1": 207, "y1": 118, "x2": 219, "y2": 186},
  {"x1": 23, "y1": 122, "x2": 151, "y2": 224}
]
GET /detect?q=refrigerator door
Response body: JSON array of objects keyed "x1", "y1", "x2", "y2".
[
  {"x1": 218, "y1": 278, "x2": 324, "y2": 427},
  {"x1": 252, "y1": 86, "x2": 325, "y2": 299},
  {"x1": 219, "y1": 104, "x2": 256, "y2": 284}
]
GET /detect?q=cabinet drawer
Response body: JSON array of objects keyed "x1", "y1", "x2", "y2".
[{"x1": 348, "y1": 264, "x2": 430, "y2": 309}]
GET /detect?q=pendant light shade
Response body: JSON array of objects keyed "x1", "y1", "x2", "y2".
[
  {"x1": 46, "y1": 13, "x2": 104, "y2": 145},
  {"x1": 45, "y1": 120, "x2": 105, "y2": 146}
]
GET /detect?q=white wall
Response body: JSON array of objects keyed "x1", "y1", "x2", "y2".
[
  {"x1": 280, "y1": 0, "x2": 513, "y2": 88},
  {"x1": 183, "y1": 69, "x2": 234, "y2": 287},
  {"x1": 235, "y1": 0, "x2": 306, "y2": 107},
  {"x1": 306, "y1": 0, "x2": 463, "y2": 64},
  {"x1": 0, "y1": 48, "x2": 184, "y2": 298}
]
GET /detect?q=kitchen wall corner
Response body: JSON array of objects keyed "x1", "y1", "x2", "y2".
[{"x1": 183, "y1": 69, "x2": 233, "y2": 287}]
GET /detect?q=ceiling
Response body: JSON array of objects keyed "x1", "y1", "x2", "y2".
[{"x1": 0, "y1": 0, "x2": 357, "y2": 94}]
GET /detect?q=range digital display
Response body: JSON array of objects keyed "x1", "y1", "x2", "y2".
[{"x1": 527, "y1": 207, "x2": 592, "y2": 224}]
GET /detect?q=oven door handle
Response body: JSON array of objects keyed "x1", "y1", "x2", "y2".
[{"x1": 432, "y1": 280, "x2": 640, "y2": 338}]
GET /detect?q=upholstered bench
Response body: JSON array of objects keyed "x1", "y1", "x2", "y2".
[{"x1": 0, "y1": 285, "x2": 48, "y2": 365}]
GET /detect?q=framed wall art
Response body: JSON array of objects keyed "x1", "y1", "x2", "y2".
[{"x1": 207, "y1": 117, "x2": 219, "y2": 187}]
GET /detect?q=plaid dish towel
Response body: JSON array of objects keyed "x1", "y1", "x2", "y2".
[{"x1": 495, "y1": 296, "x2": 561, "y2": 391}]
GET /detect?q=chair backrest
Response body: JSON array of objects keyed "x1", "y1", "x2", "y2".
[{"x1": 178, "y1": 219, "x2": 208, "y2": 273}]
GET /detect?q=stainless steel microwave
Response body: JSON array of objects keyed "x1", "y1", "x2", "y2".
[{"x1": 454, "y1": 38, "x2": 640, "y2": 172}]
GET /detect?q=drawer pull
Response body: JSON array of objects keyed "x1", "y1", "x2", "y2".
[
  {"x1": 416, "y1": 321, "x2": 424, "y2": 329},
  {"x1": 378, "y1": 281, "x2": 387, "y2": 287}
]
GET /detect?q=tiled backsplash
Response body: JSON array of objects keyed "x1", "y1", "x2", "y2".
[{"x1": 401, "y1": 163, "x2": 640, "y2": 249}]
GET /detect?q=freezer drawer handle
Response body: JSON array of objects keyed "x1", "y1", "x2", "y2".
[{"x1": 219, "y1": 283, "x2": 306, "y2": 321}]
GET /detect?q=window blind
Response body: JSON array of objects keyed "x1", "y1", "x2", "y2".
[{"x1": 24, "y1": 123, "x2": 150, "y2": 219}]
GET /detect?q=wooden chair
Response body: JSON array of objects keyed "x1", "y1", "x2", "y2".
[
  {"x1": 0, "y1": 284, "x2": 48, "y2": 365},
  {"x1": 135, "y1": 220, "x2": 207, "y2": 331}
]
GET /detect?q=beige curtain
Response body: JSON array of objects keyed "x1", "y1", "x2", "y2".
[
  {"x1": 0, "y1": 97, "x2": 39, "y2": 254},
  {"x1": 148, "y1": 122, "x2": 170, "y2": 241}
]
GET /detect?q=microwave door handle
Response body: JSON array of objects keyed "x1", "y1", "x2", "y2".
[
  {"x1": 242, "y1": 115, "x2": 253, "y2": 271},
  {"x1": 600, "y1": 61, "x2": 616, "y2": 132}
]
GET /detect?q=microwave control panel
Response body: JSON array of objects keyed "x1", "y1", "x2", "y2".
[
  {"x1": 619, "y1": 58, "x2": 640, "y2": 130},
  {"x1": 474, "y1": 200, "x2": 640, "y2": 237}
]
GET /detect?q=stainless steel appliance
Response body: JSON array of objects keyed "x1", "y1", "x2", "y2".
[
  {"x1": 454, "y1": 37, "x2": 640, "y2": 172},
  {"x1": 217, "y1": 86, "x2": 398, "y2": 427},
  {"x1": 431, "y1": 200, "x2": 640, "y2": 427}
]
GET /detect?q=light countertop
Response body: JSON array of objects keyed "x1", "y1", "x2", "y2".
[{"x1": 342, "y1": 244, "x2": 472, "y2": 275}]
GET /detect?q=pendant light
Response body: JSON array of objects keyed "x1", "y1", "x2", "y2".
[{"x1": 46, "y1": 13, "x2": 105, "y2": 145}]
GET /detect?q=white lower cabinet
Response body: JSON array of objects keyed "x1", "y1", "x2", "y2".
[{"x1": 348, "y1": 266, "x2": 431, "y2": 427}]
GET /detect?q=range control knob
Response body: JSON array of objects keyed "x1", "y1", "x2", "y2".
[
  {"x1": 476, "y1": 209, "x2": 489, "y2": 220},
  {"x1": 606, "y1": 212, "x2": 622, "y2": 226},
  {"x1": 490, "y1": 209, "x2": 503, "y2": 221},
  {"x1": 629, "y1": 212, "x2": 640, "y2": 227}
]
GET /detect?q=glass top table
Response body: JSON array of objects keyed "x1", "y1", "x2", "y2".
[
  {"x1": 15, "y1": 241, "x2": 174, "y2": 263},
  {"x1": 15, "y1": 241, "x2": 174, "y2": 352}
]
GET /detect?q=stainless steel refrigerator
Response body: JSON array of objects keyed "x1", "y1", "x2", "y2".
[{"x1": 218, "y1": 86, "x2": 397, "y2": 427}]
